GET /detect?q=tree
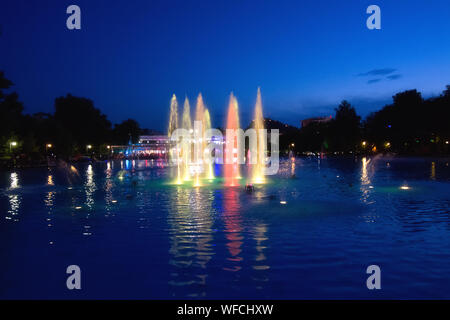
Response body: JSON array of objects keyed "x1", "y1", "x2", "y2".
[
  {"x1": 328, "y1": 100, "x2": 361, "y2": 152},
  {"x1": 54, "y1": 94, "x2": 111, "y2": 155},
  {"x1": 112, "y1": 119, "x2": 142, "y2": 145},
  {"x1": 0, "y1": 72, "x2": 25, "y2": 155}
]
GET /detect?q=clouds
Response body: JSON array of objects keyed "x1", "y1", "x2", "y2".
[
  {"x1": 386, "y1": 74, "x2": 402, "y2": 80},
  {"x1": 358, "y1": 68, "x2": 397, "y2": 77},
  {"x1": 357, "y1": 68, "x2": 403, "y2": 84},
  {"x1": 367, "y1": 79, "x2": 382, "y2": 84}
]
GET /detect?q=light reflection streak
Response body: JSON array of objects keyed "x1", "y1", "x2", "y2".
[
  {"x1": 431, "y1": 161, "x2": 436, "y2": 180},
  {"x1": 84, "y1": 164, "x2": 97, "y2": 209},
  {"x1": 251, "y1": 222, "x2": 270, "y2": 287},
  {"x1": 360, "y1": 157, "x2": 373, "y2": 204},
  {"x1": 47, "y1": 174, "x2": 54, "y2": 186},
  {"x1": 104, "y1": 161, "x2": 114, "y2": 214},
  {"x1": 6, "y1": 172, "x2": 21, "y2": 220},
  {"x1": 45, "y1": 190, "x2": 55, "y2": 243},
  {"x1": 167, "y1": 187, "x2": 214, "y2": 297},
  {"x1": 223, "y1": 188, "x2": 244, "y2": 272},
  {"x1": 10, "y1": 172, "x2": 19, "y2": 189}
]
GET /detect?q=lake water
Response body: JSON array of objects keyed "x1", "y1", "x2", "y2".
[{"x1": 1, "y1": 157, "x2": 449, "y2": 299}]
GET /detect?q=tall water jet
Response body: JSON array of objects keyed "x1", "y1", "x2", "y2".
[
  {"x1": 181, "y1": 97, "x2": 192, "y2": 181},
  {"x1": 203, "y1": 108, "x2": 214, "y2": 180},
  {"x1": 194, "y1": 94, "x2": 206, "y2": 186},
  {"x1": 168, "y1": 94, "x2": 179, "y2": 137},
  {"x1": 168, "y1": 94, "x2": 181, "y2": 184},
  {"x1": 251, "y1": 87, "x2": 266, "y2": 184},
  {"x1": 224, "y1": 93, "x2": 241, "y2": 187}
]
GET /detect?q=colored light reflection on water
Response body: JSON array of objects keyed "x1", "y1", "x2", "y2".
[{"x1": 0, "y1": 158, "x2": 450, "y2": 299}]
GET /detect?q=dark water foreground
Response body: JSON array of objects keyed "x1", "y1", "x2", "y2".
[{"x1": 0, "y1": 157, "x2": 449, "y2": 299}]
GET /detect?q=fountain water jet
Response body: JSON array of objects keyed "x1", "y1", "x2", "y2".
[
  {"x1": 193, "y1": 94, "x2": 206, "y2": 186},
  {"x1": 251, "y1": 88, "x2": 266, "y2": 184},
  {"x1": 203, "y1": 108, "x2": 215, "y2": 180},
  {"x1": 224, "y1": 93, "x2": 241, "y2": 187},
  {"x1": 168, "y1": 94, "x2": 182, "y2": 184},
  {"x1": 181, "y1": 97, "x2": 192, "y2": 181},
  {"x1": 168, "y1": 94, "x2": 179, "y2": 137}
]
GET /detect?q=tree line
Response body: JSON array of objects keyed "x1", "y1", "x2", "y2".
[
  {"x1": 267, "y1": 87, "x2": 450, "y2": 155},
  {"x1": 0, "y1": 71, "x2": 153, "y2": 165}
]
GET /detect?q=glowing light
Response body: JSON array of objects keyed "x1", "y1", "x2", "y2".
[
  {"x1": 111, "y1": 200, "x2": 117, "y2": 203},
  {"x1": 280, "y1": 201, "x2": 287, "y2": 205},
  {"x1": 385, "y1": 142, "x2": 391, "y2": 148},
  {"x1": 362, "y1": 141, "x2": 367, "y2": 147},
  {"x1": 46, "y1": 144, "x2": 52, "y2": 148},
  {"x1": 75, "y1": 206, "x2": 82, "y2": 210},
  {"x1": 194, "y1": 173, "x2": 202, "y2": 187},
  {"x1": 11, "y1": 141, "x2": 17, "y2": 147},
  {"x1": 400, "y1": 186, "x2": 411, "y2": 190},
  {"x1": 168, "y1": 94, "x2": 179, "y2": 137},
  {"x1": 224, "y1": 93, "x2": 241, "y2": 186},
  {"x1": 87, "y1": 145, "x2": 92, "y2": 149},
  {"x1": 251, "y1": 88, "x2": 266, "y2": 184},
  {"x1": 446, "y1": 141, "x2": 449, "y2": 145},
  {"x1": 10, "y1": 172, "x2": 19, "y2": 189}
]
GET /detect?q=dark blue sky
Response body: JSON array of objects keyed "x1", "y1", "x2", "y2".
[{"x1": 1, "y1": 0, "x2": 449, "y2": 131}]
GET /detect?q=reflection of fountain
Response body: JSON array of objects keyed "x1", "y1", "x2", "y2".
[
  {"x1": 224, "y1": 93, "x2": 241, "y2": 187},
  {"x1": 223, "y1": 188, "x2": 243, "y2": 271},
  {"x1": 167, "y1": 188, "x2": 215, "y2": 297},
  {"x1": 251, "y1": 88, "x2": 265, "y2": 184}
]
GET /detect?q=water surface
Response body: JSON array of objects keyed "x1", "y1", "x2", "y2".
[{"x1": 1, "y1": 157, "x2": 449, "y2": 299}]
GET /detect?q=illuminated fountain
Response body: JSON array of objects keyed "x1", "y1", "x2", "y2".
[
  {"x1": 224, "y1": 93, "x2": 241, "y2": 187},
  {"x1": 181, "y1": 97, "x2": 192, "y2": 181},
  {"x1": 167, "y1": 90, "x2": 268, "y2": 187},
  {"x1": 251, "y1": 88, "x2": 266, "y2": 184},
  {"x1": 168, "y1": 94, "x2": 182, "y2": 184},
  {"x1": 203, "y1": 108, "x2": 215, "y2": 180},
  {"x1": 194, "y1": 94, "x2": 206, "y2": 187},
  {"x1": 168, "y1": 94, "x2": 179, "y2": 137}
]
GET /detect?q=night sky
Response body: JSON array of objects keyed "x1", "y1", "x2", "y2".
[{"x1": 1, "y1": 0, "x2": 449, "y2": 131}]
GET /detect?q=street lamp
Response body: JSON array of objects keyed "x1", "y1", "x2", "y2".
[
  {"x1": 10, "y1": 141, "x2": 17, "y2": 152},
  {"x1": 362, "y1": 141, "x2": 367, "y2": 147}
]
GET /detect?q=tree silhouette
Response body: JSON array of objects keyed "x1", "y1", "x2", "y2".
[
  {"x1": 54, "y1": 94, "x2": 111, "y2": 155},
  {"x1": 113, "y1": 119, "x2": 143, "y2": 145}
]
